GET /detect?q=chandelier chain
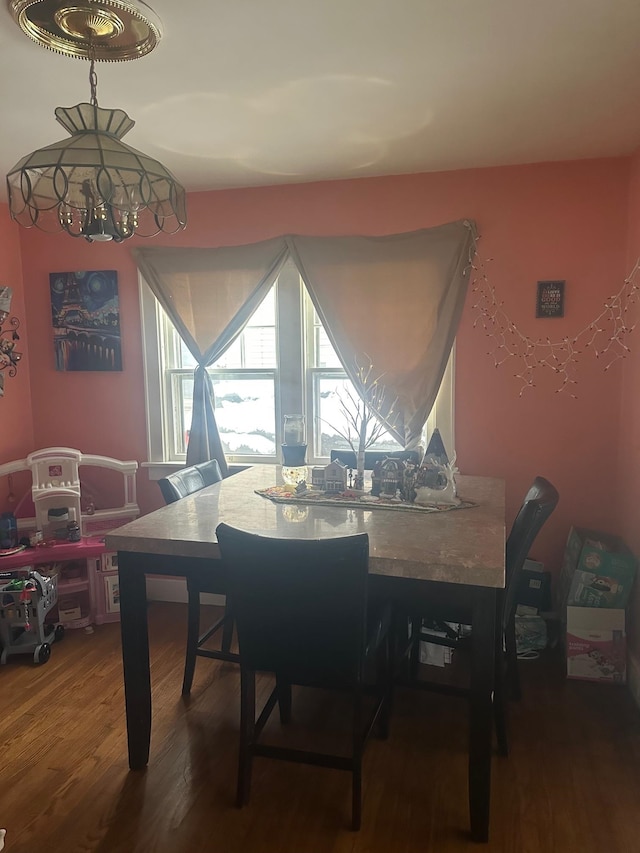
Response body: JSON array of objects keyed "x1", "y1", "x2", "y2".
[{"x1": 89, "y1": 48, "x2": 98, "y2": 107}]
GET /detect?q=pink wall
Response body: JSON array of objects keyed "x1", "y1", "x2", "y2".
[
  {"x1": 0, "y1": 206, "x2": 33, "y2": 462},
  {"x1": 619, "y1": 148, "x2": 640, "y2": 660},
  {"x1": 10, "y1": 157, "x2": 633, "y2": 575}
]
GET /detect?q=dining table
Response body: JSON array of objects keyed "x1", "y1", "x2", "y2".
[{"x1": 105, "y1": 463, "x2": 505, "y2": 843}]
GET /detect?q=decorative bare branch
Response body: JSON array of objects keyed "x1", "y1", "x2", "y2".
[{"x1": 321, "y1": 356, "x2": 399, "y2": 459}]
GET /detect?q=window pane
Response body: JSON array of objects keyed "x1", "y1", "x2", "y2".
[
  {"x1": 171, "y1": 373, "x2": 191, "y2": 456},
  {"x1": 310, "y1": 301, "x2": 342, "y2": 368},
  {"x1": 251, "y1": 288, "x2": 275, "y2": 325},
  {"x1": 315, "y1": 375, "x2": 401, "y2": 457},
  {"x1": 210, "y1": 337, "x2": 242, "y2": 369},
  {"x1": 174, "y1": 287, "x2": 276, "y2": 370},
  {"x1": 314, "y1": 325, "x2": 342, "y2": 368},
  {"x1": 175, "y1": 373, "x2": 276, "y2": 457},
  {"x1": 241, "y1": 326, "x2": 276, "y2": 368},
  {"x1": 214, "y1": 377, "x2": 276, "y2": 455},
  {"x1": 179, "y1": 341, "x2": 198, "y2": 369}
]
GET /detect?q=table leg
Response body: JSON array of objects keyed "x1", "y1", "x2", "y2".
[
  {"x1": 118, "y1": 554, "x2": 151, "y2": 770},
  {"x1": 469, "y1": 587, "x2": 496, "y2": 843}
]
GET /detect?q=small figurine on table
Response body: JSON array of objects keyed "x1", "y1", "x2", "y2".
[{"x1": 401, "y1": 461, "x2": 418, "y2": 503}]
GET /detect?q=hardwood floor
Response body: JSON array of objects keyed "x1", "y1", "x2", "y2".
[{"x1": 1, "y1": 601, "x2": 639, "y2": 853}]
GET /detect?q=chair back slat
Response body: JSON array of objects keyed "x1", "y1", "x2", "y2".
[
  {"x1": 216, "y1": 524, "x2": 370, "y2": 687},
  {"x1": 159, "y1": 459, "x2": 223, "y2": 504},
  {"x1": 330, "y1": 449, "x2": 421, "y2": 470}
]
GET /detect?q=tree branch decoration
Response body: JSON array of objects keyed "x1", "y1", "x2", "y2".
[
  {"x1": 322, "y1": 357, "x2": 399, "y2": 488},
  {"x1": 470, "y1": 248, "x2": 640, "y2": 397}
]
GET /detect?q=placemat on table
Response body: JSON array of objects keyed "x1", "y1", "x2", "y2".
[{"x1": 256, "y1": 486, "x2": 477, "y2": 514}]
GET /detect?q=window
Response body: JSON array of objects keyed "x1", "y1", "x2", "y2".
[
  {"x1": 159, "y1": 287, "x2": 278, "y2": 460},
  {"x1": 140, "y1": 262, "x2": 454, "y2": 474}
]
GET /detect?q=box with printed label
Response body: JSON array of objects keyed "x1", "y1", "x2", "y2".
[
  {"x1": 567, "y1": 567, "x2": 635, "y2": 609},
  {"x1": 566, "y1": 606, "x2": 626, "y2": 683},
  {"x1": 557, "y1": 527, "x2": 637, "y2": 610},
  {"x1": 58, "y1": 599, "x2": 82, "y2": 623}
]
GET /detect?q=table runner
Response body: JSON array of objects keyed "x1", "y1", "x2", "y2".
[{"x1": 256, "y1": 485, "x2": 477, "y2": 514}]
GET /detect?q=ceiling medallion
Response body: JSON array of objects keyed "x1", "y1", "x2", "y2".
[{"x1": 9, "y1": 0, "x2": 162, "y2": 61}]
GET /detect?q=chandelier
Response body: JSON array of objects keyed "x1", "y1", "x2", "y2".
[{"x1": 6, "y1": 1, "x2": 187, "y2": 243}]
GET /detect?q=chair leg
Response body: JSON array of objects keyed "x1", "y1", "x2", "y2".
[
  {"x1": 351, "y1": 691, "x2": 364, "y2": 831},
  {"x1": 237, "y1": 668, "x2": 256, "y2": 808},
  {"x1": 377, "y1": 633, "x2": 392, "y2": 740},
  {"x1": 385, "y1": 610, "x2": 400, "y2": 727},
  {"x1": 352, "y1": 764, "x2": 362, "y2": 831},
  {"x1": 409, "y1": 616, "x2": 421, "y2": 680},
  {"x1": 493, "y1": 653, "x2": 509, "y2": 757},
  {"x1": 504, "y1": 618, "x2": 522, "y2": 701},
  {"x1": 182, "y1": 587, "x2": 201, "y2": 695},
  {"x1": 276, "y1": 677, "x2": 292, "y2": 724},
  {"x1": 221, "y1": 599, "x2": 234, "y2": 653}
]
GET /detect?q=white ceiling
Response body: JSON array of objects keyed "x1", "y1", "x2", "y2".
[{"x1": 2, "y1": 0, "x2": 640, "y2": 201}]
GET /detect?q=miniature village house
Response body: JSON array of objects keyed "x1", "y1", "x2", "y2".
[
  {"x1": 310, "y1": 460, "x2": 348, "y2": 493},
  {"x1": 379, "y1": 457, "x2": 405, "y2": 497}
]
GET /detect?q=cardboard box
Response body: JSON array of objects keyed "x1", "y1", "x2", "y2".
[
  {"x1": 566, "y1": 606, "x2": 626, "y2": 683},
  {"x1": 58, "y1": 605, "x2": 82, "y2": 623},
  {"x1": 567, "y1": 568, "x2": 635, "y2": 609},
  {"x1": 58, "y1": 595, "x2": 81, "y2": 623},
  {"x1": 557, "y1": 527, "x2": 637, "y2": 610}
]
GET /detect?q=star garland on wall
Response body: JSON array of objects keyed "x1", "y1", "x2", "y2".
[{"x1": 469, "y1": 248, "x2": 640, "y2": 397}]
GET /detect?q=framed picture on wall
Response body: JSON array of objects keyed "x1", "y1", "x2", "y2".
[
  {"x1": 49, "y1": 270, "x2": 122, "y2": 371},
  {"x1": 536, "y1": 280, "x2": 565, "y2": 318}
]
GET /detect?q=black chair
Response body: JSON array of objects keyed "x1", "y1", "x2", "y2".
[
  {"x1": 158, "y1": 460, "x2": 238, "y2": 695},
  {"x1": 215, "y1": 523, "x2": 392, "y2": 831},
  {"x1": 402, "y1": 476, "x2": 559, "y2": 755}
]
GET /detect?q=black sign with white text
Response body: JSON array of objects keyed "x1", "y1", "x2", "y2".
[{"x1": 536, "y1": 280, "x2": 565, "y2": 318}]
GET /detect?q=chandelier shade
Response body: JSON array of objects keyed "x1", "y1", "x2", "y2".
[{"x1": 6, "y1": 102, "x2": 187, "y2": 242}]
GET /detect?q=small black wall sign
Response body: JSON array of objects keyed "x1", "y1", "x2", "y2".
[{"x1": 536, "y1": 280, "x2": 565, "y2": 318}]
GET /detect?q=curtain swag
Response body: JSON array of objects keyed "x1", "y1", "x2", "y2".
[{"x1": 133, "y1": 220, "x2": 477, "y2": 469}]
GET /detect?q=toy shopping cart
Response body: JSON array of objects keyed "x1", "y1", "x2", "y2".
[{"x1": 0, "y1": 568, "x2": 64, "y2": 665}]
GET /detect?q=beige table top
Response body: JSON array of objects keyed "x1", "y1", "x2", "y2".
[{"x1": 106, "y1": 465, "x2": 505, "y2": 589}]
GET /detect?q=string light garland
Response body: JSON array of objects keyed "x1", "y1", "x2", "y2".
[{"x1": 469, "y1": 245, "x2": 640, "y2": 397}]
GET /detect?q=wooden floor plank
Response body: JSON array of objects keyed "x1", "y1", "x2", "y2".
[{"x1": 1, "y1": 602, "x2": 639, "y2": 853}]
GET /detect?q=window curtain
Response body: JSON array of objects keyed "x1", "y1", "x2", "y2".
[
  {"x1": 134, "y1": 220, "x2": 476, "y2": 468},
  {"x1": 133, "y1": 238, "x2": 289, "y2": 474},
  {"x1": 287, "y1": 220, "x2": 476, "y2": 447}
]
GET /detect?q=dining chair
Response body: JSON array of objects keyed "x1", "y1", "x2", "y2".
[
  {"x1": 215, "y1": 523, "x2": 392, "y2": 831},
  {"x1": 401, "y1": 476, "x2": 559, "y2": 756},
  {"x1": 158, "y1": 460, "x2": 238, "y2": 695}
]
